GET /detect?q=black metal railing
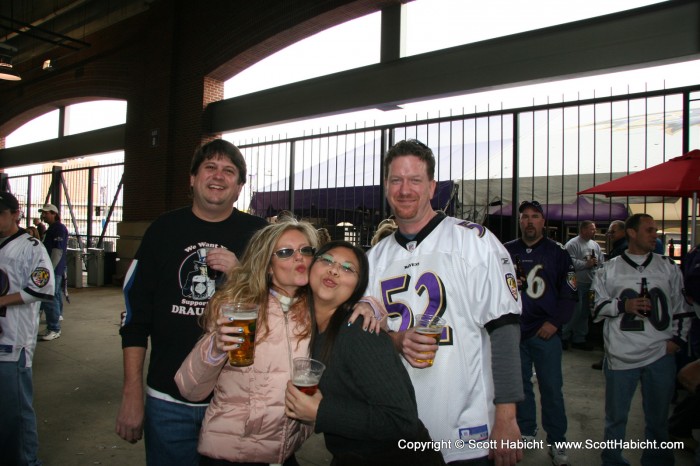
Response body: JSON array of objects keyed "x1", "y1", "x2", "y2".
[{"x1": 233, "y1": 84, "x2": 700, "y2": 255}]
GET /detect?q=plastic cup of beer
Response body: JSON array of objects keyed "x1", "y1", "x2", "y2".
[
  {"x1": 292, "y1": 358, "x2": 326, "y2": 396},
  {"x1": 221, "y1": 303, "x2": 259, "y2": 367},
  {"x1": 414, "y1": 313, "x2": 446, "y2": 366}
]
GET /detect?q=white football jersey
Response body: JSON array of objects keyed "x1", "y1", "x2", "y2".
[
  {"x1": 367, "y1": 215, "x2": 521, "y2": 463},
  {"x1": 0, "y1": 231, "x2": 54, "y2": 365},
  {"x1": 592, "y1": 252, "x2": 688, "y2": 370}
]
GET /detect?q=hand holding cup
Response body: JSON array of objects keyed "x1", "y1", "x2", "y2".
[
  {"x1": 413, "y1": 313, "x2": 446, "y2": 367},
  {"x1": 292, "y1": 358, "x2": 326, "y2": 395},
  {"x1": 220, "y1": 303, "x2": 259, "y2": 366}
]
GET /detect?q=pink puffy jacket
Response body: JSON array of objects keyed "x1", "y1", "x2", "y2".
[{"x1": 175, "y1": 294, "x2": 312, "y2": 463}]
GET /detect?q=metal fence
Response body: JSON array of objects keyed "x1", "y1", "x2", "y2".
[
  {"x1": 3, "y1": 84, "x2": 699, "y2": 258},
  {"x1": 234, "y1": 84, "x2": 700, "y2": 255},
  {"x1": 5, "y1": 161, "x2": 124, "y2": 252}
]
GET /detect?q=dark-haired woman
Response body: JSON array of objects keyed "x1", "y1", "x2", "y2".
[{"x1": 285, "y1": 240, "x2": 444, "y2": 466}]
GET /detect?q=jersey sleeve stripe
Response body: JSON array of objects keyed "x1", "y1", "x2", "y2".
[
  {"x1": 122, "y1": 260, "x2": 138, "y2": 326},
  {"x1": 23, "y1": 287, "x2": 54, "y2": 301},
  {"x1": 593, "y1": 300, "x2": 612, "y2": 319},
  {"x1": 484, "y1": 312, "x2": 520, "y2": 333}
]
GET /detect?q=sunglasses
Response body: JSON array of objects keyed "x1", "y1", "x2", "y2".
[
  {"x1": 317, "y1": 253, "x2": 358, "y2": 275},
  {"x1": 272, "y1": 246, "x2": 316, "y2": 259},
  {"x1": 520, "y1": 200, "x2": 541, "y2": 207}
]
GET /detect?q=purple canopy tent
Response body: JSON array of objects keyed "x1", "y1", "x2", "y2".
[
  {"x1": 249, "y1": 180, "x2": 458, "y2": 222},
  {"x1": 487, "y1": 197, "x2": 629, "y2": 222}
]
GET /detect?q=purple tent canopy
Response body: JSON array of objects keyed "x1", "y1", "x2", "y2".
[
  {"x1": 250, "y1": 180, "x2": 457, "y2": 217},
  {"x1": 488, "y1": 197, "x2": 628, "y2": 222}
]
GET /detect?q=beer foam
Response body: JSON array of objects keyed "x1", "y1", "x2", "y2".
[
  {"x1": 293, "y1": 375, "x2": 319, "y2": 386},
  {"x1": 226, "y1": 311, "x2": 257, "y2": 320},
  {"x1": 415, "y1": 326, "x2": 441, "y2": 334}
]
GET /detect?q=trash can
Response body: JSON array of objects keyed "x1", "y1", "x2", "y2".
[
  {"x1": 86, "y1": 248, "x2": 105, "y2": 286},
  {"x1": 66, "y1": 248, "x2": 83, "y2": 288}
]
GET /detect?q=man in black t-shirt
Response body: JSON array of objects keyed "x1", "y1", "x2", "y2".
[{"x1": 116, "y1": 140, "x2": 267, "y2": 466}]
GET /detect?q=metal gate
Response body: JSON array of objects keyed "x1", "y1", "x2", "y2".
[{"x1": 2, "y1": 161, "x2": 124, "y2": 253}]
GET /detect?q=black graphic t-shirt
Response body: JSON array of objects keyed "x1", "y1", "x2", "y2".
[{"x1": 120, "y1": 207, "x2": 267, "y2": 401}]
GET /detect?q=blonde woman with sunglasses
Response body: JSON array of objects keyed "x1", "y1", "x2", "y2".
[{"x1": 176, "y1": 221, "x2": 380, "y2": 466}]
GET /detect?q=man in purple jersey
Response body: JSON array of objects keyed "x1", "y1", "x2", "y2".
[
  {"x1": 504, "y1": 200, "x2": 577, "y2": 466},
  {"x1": 37, "y1": 203, "x2": 68, "y2": 341}
]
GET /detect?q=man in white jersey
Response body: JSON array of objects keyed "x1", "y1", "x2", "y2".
[
  {"x1": 592, "y1": 213, "x2": 689, "y2": 466},
  {"x1": 0, "y1": 192, "x2": 55, "y2": 466},
  {"x1": 366, "y1": 140, "x2": 523, "y2": 466}
]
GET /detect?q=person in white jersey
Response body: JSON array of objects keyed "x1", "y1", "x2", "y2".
[
  {"x1": 366, "y1": 139, "x2": 523, "y2": 466},
  {"x1": 592, "y1": 213, "x2": 690, "y2": 466},
  {"x1": 0, "y1": 191, "x2": 55, "y2": 466}
]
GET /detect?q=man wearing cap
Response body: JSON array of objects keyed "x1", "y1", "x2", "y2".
[
  {"x1": 38, "y1": 203, "x2": 69, "y2": 341},
  {"x1": 504, "y1": 201, "x2": 577, "y2": 466},
  {"x1": 0, "y1": 192, "x2": 55, "y2": 465}
]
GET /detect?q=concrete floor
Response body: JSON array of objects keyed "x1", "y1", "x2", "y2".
[{"x1": 32, "y1": 286, "x2": 695, "y2": 466}]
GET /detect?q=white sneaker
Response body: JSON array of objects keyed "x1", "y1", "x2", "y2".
[
  {"x1": 59, "y1": 315, "x2": 63, "y2": 321},
  {"x1": 548, "y1": 446, "x2": 571, "y2": 466},
  {"x1": 40, "y1": 330, "x2": 61, "y2": 341}
]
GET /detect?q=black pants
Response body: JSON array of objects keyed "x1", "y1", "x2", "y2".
[
  {"x1": 199, "y1": 454, "x2": 300, "y2": 466},
  {"x1": 448, "y1": 456, "x2": 492, "y2": 466}
]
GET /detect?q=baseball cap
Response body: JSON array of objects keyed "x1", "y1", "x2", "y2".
[
  {"x1": 39, "y1": 204, "x2": 59, "y2": 214},
  {"x1": 0, "y1": 192, "x2": 20, "y2": 212},
  {"x1": 518, "y1": 200, "x2": 544, "y2": 215}
]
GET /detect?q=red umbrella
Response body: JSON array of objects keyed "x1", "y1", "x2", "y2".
[
  {"x1": 577, "y1": 150, "x2": 700, "y2": 197},
  {"x1": 578, "y1": 149, "x2": 700, "y2": 245}
]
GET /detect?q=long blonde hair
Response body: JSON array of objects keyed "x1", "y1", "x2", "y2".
[
  {"x1": 370, "y1": 218, "x2": 397, "y2": 246},
  {"x1": 202, "y1": 220, "x2": 319, "y2": 343}
]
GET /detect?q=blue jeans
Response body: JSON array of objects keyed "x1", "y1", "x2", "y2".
[
  {"x1": 517, "y1": 334, "x2": 567, "y2": 443},
  {"x1": 40, "y1": 274, "x2": 63, "y2": 332},
  {"x1": 602, "y1": 354, "x2": 676, "y2": 466},
  {"x1": 563, "y1": 282, "x2": 591, "y2": 343},
  {"x1": 0, "y1": 349, "x2": 42, "y2": 466},
  {"x1": 144, "y1": 395, "x2": 207, "y2": 466}
]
